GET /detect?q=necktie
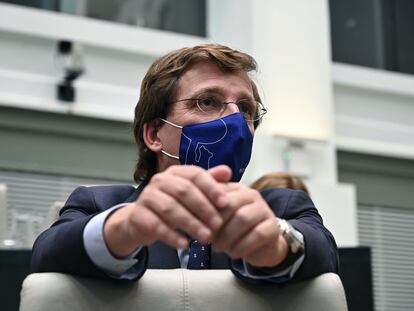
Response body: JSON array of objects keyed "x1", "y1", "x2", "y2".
[{"x1": 187, "y1": 239, "x2": 210, "y2": 269}]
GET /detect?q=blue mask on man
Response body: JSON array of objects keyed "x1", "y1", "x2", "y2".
[{"x1": 160, "y1": 113, "x2": 253, "y2": 182}]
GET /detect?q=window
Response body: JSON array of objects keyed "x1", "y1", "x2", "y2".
[
  {"x1": 0, "y1": 0, "x2": 207, "y2": 37},
  {"x1": 330, "y1": 0, "x2": 414, "y2": 75}
]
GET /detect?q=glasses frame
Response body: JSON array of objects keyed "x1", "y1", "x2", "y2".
[{"x1": 171, "y1": 93, "x2": 267, "y2": 122}]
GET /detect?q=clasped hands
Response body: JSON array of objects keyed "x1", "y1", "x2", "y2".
[{"x1": 104, "y1": 165, "x2": 288, "y2": 268}]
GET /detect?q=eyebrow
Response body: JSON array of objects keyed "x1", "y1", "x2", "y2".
[{"x1": 190, "y1": 86, "x2": 254, "y2": 100}]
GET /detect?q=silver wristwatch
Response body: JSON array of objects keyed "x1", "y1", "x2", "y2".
[{"x1": 278, "y1": 218, "x2": 304, "y2": 255}]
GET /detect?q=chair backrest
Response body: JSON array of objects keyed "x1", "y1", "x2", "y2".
[{"x1": 20, "y1": 270, "x2": 348, "y2": 311}]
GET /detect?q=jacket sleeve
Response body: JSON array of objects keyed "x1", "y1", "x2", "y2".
[
  {"x1": 277, "y1": 189, "x2": 338, "y2": 280},
  {"x1": 30, "y1": 186, "x2": 148, "y2": 282}
]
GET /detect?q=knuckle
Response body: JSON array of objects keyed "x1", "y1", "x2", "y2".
[
  {"x1": 235, "y1": 209, "x2": 251, "y2": 226},
  {"x1": 140, "y1": 191, "x2": 153, "y2": 207},
  {"x1": 190, "y1": 165, "x2": 204, "y2": 173},
  {"x1": 160, "y1": 229, "x2": 171, "y2": 240},
  {"x1": 253, "y1": 226, "x2": 268, "y2": 240},
  {"x1": 158, "y1": 198, "x2": 176, "y2": 215},
  {"x1": 175, "y1": 180, "x2": 191, "y2": 197},
  {"x1": 191, "y1": 167, "x2": 206, "y2": 180},
  {"x1": 150, "y1": 172, "x2": 164, "y2": 185},
  {"x1": 187, "y1": 219, "x2": 201, "y2": 234},
  {"x1": 252, "y1": 202, "x2": 264, "y2": 214},
  {"x1": 250, "y1": 189, "x2": 261, "y2": 200},
  {"x1": 201, "y1": 208, "x2": 215, "y2": 220},
  {"x1": 155, "y1": 224, "x2": 170, "y2": 239},
  {"x1": 143, "y1": 216, "x2": 159, "y2": 234},
  {"x1": 210, "y1": 186, "x2": 224, "y2": 199},
  {"x1": 166, "y1": 165, "x2": 180, "y2": 173},
  {"x1": 210, "y1": 188, "x2": 221, "y2": 197}
]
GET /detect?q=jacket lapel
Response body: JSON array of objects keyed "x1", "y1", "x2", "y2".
[{"x1": 124, "y1": 182, "x2": 147, "y2": 203}]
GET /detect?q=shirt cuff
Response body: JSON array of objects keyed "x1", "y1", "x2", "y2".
[
  {"x1": 231, "y1": 230, "x2": 305, "y2": 283},
  {"x1": 83, "y1": 203, "x2": 143, "y2": 279}
]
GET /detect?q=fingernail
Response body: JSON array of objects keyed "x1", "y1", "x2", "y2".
[
  {"x1": 209, "y1": 216, "x2": 223, "y2": 230},
  {"x1": 197, "y1": 227, "x2": 211, "y2": 241}
]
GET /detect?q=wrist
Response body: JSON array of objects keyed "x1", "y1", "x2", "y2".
[
  {"x1": 104, "y1": 203, "x2": 140, "y2": 258},
  {"x1": 245, "y1": 219, "x2": 304, "y2": 275},
  {"x1": 274, "y1": 219, "x2": 305, "y2": 269},
  {"x1": 275, "y1": 233, "x2": 289, "y2": 265},
  {"x1": 254, "y1": 233, "x2": 288, "y2": 268}
]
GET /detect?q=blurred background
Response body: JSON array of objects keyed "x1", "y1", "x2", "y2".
[{"x1": 0, "y1": 1, "x2": 413, "y2": 310}]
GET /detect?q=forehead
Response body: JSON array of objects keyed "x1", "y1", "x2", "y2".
[{"x1": 174, "y1": 62, "x2": 253, "y2": 99}]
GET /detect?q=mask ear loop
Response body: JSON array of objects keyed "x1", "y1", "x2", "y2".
[
  {"x1": 159, "y1": 118, "x2": 182, "y2": 160},
  {"x1": 159, "y1": 118, "x2": 183, "y2": 129},
  {"x1": 161, "y1": 150, "x2": 179, "y2": 159}
]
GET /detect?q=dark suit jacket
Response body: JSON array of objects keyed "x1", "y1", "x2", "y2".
[{"x1": 31, "y1": 184, "x2": 338, "y2": 283}]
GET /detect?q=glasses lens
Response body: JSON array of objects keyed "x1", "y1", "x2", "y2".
[
  {"x1": 195, "y1": 94, "x2": 267, "y2": 122},
  {"x1": 236, "y1": 99, "x2": 257, "y2": 121},
  {"x1": 196, "y1": 94, "x2": 224, "y2": 115}
]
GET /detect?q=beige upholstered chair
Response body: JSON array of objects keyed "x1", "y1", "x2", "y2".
[{"x1": 20, "y1": 270, "x2": 348, "y2": 311}]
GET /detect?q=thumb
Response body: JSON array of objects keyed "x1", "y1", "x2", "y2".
[{"x1": 208, "y1": 165, "x2": 232, "y2": 183}]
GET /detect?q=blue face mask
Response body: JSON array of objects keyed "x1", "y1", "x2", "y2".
[{"x1": 160, "y1": 113, "x2": 253, "y2": 182}]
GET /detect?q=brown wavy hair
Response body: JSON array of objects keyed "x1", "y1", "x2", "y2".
[
  {"x1": 250, "y1": 172, "x2": 309, "y2": 194},
  {"x1": 133, "y1": 44, "x2": 262, "y2": 182}
]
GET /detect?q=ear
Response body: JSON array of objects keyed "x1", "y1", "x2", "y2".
[{"x1": 143, "y1": 119, "x2": 163, "y2": 153}]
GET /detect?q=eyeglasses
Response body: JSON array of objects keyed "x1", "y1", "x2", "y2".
[{"x1": 172, "y1": 93, "x2": 267, "y2": 122}]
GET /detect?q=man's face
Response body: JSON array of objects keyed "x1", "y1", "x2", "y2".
[{"x1": 156, "y1": 61, "x2": 256, "y2": 170}]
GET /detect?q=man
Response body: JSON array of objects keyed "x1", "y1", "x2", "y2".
[{"x1": 31, "y1": 44, "x2": 338, "y2": 283}]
